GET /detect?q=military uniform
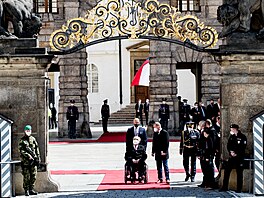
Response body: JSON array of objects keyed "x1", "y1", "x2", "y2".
[
  {"x1": 19, "y1": 127, "x2": 40, "y2": 196},
  {"x1": 221, "y1": 125, "x2": 247, "y2": 193},
  {"x1": 66, "y1": 100, "x2": 79, "y2": 138},
  {"x1": 159, "y1": 100, "x2": 170, "y2": 131},
  {"x1": 180, "y1": 125, "x2": 200, "y2": 182},
  {"x1": 101, "y1": 99, "x2": 110, "y2": 133}
]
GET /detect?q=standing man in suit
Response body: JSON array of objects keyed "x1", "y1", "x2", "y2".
[
  {"x1": 191, "y1": 102, "x2": 200, "y2": 127},
  {"x1": 213, "y1": 98, "x2": 221, "y2": 119},
  {"x1": 152, "y1": 122, "x2": 170, "y2": 184},
  {"x1": 135, "y1": 99, "x2": 143, "y2": 126},
  {"x1": 126, "y1": 118, "x2": 148, "y2": 152},
  {"x1": 159, "y1": 98, "x2": 170, "y2": 131},
  {"x1": 101, "y1": 99, "x2": 110, "y2": 133},
  {"x1": 206, "y1": 99, "x2": 215, "y2": 121},
  {"x1": 144, "y1": 98, "x2": 150, "y2": 126},
  {"x1": 66, "y1": 100, "x2": 79, "y2": 139}
]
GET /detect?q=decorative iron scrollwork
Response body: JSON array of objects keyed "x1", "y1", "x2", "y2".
[{"x1": 50, "y1": 0, "x2": 218, "y2": 54}]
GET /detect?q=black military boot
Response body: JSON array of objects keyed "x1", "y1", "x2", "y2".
[
  {"x1": 29, "y1": 189, "x2": 38, "y2": 195},
  {"x1": 25, "y1": 190, "x2": 30, "y2": 196}
]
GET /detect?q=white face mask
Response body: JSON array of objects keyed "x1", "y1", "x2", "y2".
[
  {"x1": 25, "y1": 131, "x2": 31, "y2": 136},
  {"x1": 197, "y1": 126, "x2": 201, "y2": 130},
  {"x1": 230, "y1": 131, "x2": 234, "y2": 135},
  {"x1": 153, "y1": 128, "x2": 158, "y2": 132},
  {"x1": 133, "y1": 139, "x2": 140, "y2": 145},
  {"x1": 188, "y1": 127, "x2": 193, "y2": 131}
]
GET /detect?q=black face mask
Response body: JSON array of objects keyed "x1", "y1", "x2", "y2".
[{"x1": 134, "y1": 124, "x2": 139, "y2": 128}]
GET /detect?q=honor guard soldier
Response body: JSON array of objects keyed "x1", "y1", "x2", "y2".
[
  {"x1": 66, "y1": 100, "x2": 79, "y2": 139},
  {"x1": 180, "y1": 122, "x2": 200, "y2": 182},
  {"x1": 101, "y1": 99, "x2": 110, "y2": 133},
  {"x1": 220, "y1": 124, "x2": 247, "y2": 193},
  {"x1": 158, "y1": 98, "x2": 170, "y2": 131},
  {"x1": 179, "y1": 99, "x2": 191, "y2": 131}
]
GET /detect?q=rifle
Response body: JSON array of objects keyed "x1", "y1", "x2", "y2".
[{"x1": 25, "y1": 146, "x2": 39, "y2": 166}]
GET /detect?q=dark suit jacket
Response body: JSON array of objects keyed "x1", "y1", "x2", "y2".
[
  {"x1": 135, "y1": 103, "x2": 143, "y2": 115},
  {"x1": 152, "y1": 129, "x2": 169, "y2": 160},
  {"x1": 126, "y1": 126, "x2": 147, "y2": 152},
  {"x1": 125, "y1": 145, "x2": 147, "y2": 163}
]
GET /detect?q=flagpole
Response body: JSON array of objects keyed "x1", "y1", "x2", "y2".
[{"x1": 118, "y1": 0, "x2": 123, "y2": 105}]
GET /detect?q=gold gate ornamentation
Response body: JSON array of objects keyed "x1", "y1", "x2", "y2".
[{"x1": 49, "y1": 0, "x2": 218, "y2": 54}]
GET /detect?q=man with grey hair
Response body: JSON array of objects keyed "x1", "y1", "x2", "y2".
[{"x1": 152, "y1": 122, "x2": 170, "y2": 184}]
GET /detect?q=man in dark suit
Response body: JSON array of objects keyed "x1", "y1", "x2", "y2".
[
  {"x1": 152, "y1": 122, "x2": 170, "y2": 184},
  {"x1": 101, "y1": 99, "x2": 110, "y2": 133},
  {"x1": 135, "y1": 99, "x2": 143, "y2": 126},
  {"x1": 213, "y1": 98, "x2": 221, "y2": 119},
  {"x1": 144, "y1": 98, "x2": 150, "y2": 126},
  {"x1": 125, "y1": 136, "x2": 147, "y2": 182},
  {"x1": 126, "y1": 118, "x2": 147, "y2": 152},
  {"x1": 159, "y1": 98, "x2": 170, "y2": 131},
  {"x1": 206, "y1": 99, "x2": 215, "y2": 121},
  {"x1": 190, "y1": 102, "x2": 200, "y2": 127},
  {"x1": 66, "y1": 99, "x2": 79, "y2": 139}
]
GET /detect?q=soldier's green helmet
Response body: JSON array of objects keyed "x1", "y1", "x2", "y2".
[{"x1": 24, "y1": 125, "x2": 32, "y2": 131}]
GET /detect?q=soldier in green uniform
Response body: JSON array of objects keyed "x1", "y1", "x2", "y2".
[{"x1": 19, "y1": 125, "x2": 41, "y2": 196}]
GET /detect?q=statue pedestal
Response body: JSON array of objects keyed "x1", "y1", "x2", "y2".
[
  {"x1": 0, "y1": 38, "x2": 58, "y2": 194},
  {"x1": 214, "y1": 49, "x2": 264, "y2": 192}
]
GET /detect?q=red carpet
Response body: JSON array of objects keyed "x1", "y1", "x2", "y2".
[
  {"x1": 50, "y1": 169, "x2": 205, "y2": 190},
  {"x1": 49, "y1": 132, "x2": 180, "y2": 144}
]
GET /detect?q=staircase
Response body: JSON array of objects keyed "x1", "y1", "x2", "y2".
[{"x1": 99, "y1": 103, "x2": 145, "y2": 125}]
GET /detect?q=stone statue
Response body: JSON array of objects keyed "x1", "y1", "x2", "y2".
[
  {"x1": 0, "y1": 0, "x2": 41, "y2": 38},
  {"x1": 217, "y1": 0, "x2": 264, "y2": 39}
]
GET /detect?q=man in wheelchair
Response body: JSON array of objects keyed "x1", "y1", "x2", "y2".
[{"x1": 125, "y1": 136, "x2": 147, "y2": 182}]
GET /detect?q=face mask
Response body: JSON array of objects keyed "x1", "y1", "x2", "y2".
[
  {"x1": 25, "y1": 131, "x2": 31, "y2": 136},
  {"x1": 162, "y1": 101, "x2": 165, "y2": 104},
  {"x1": 134, "y1": 124, "x2": 139, "y2": 128},
  {"x1": 133, "y1": 139, "x2": 140, "y2": 145},
  {"x1": 153, "y1": 128, "x2": 158, "y2": 132},
  {"x1": 197, "y1": 126, "x2": 201, "y2": 130},
  {"x1": 188, "y1": 127, "x2": 193, "y2": 131},
  {"x1": 230, "y1": 131, "x2": 234, "y2": 135},
  {"x1": 195, "y1": 105, "x2": 198, "y2": 108}
]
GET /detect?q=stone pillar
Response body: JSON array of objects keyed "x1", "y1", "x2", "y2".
[
  {"x1": 58, "y1": 50, "x2": 91, "y2": 138},
  {"x1": 0, "y1": 39, "x2": 58, "y2": 194},
  {"x1": 214, "y1": 50, "x2": 264, "y2": 192},
  {"x1": 149, "y1": 41, "x2": 178, "y2": 134}
]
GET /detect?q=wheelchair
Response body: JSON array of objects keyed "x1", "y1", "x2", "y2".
[{"x1": 124, "y1": 161, "x2": 148, "y2": 184}]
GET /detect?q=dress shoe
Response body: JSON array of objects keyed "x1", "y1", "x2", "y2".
[
  {"x1": 191, "y1": 177, "x2": 195, "y2": 182},
  {"x1": 29, "y1": 189, "x2": 38, "y2": 195},
  {"x1": 166, "y1": 179, "x2": 170, "y2": 184},
  {"x1": 156, "y1": 179, "x2": 163, "y2": 183},
  {"x1": 25, "y1": 190, "x2": 29, "y2": 196},
  {"x1": 185, "y1": 174, "x2": 190, "y2": 181}
]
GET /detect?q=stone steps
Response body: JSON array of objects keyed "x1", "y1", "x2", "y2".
[{"x1": 99, "y1": 103, "x2": 147, "y2": 125}]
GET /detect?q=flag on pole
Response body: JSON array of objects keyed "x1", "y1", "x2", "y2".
[{"x1": 131, "y1": 59, "x2": 150, "y2": 86}]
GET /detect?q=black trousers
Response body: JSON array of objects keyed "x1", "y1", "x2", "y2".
[
  {"x1": 222, "y1": 157, "x2": 244, "y2": 191},
  {"x1": 160, "y1": 119, "x2": 168, "y2": 131},
  {"x1": 200, "y1": 158, "x2": 214, "y2": 187},
  {"x1": 183, "y1": 147, "x2": 197, "y2": 177},
  {"x1": 102, "y1": 118, "x2": 108, "y2": 132},
  {"x1": 68, "y1": 119, "x2": 76, "y2": 139},
  {"x1": 145, "y1": 113, "x2": 149, "y2": 126}
]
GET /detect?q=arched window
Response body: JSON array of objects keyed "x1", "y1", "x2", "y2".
[
  {"x1": 87, "y1": 64, "x2": 99, "y2": 93},
  {"x1": 174, "y1": 0, "x2": 201, "y2": 12},
  {"x1": 34, "y1": 0, "x2": 58, "y2": 13}
]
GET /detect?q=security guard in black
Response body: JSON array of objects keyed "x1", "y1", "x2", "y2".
[{"x1": 221, "y1": 124, "x2": 247, "y2": 193}]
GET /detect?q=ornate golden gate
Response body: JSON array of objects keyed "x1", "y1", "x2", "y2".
[{"x1": 49, "y1": 0, "x2": 218, "y2": 54}]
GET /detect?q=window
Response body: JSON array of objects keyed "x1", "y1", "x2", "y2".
[
  {"x1": 176, "y1": 0, "x2": 200, "y2": 12},
  {"x1": 34, "y1": 0, "x2": 58, "y2": 13},
  {"x1": 87, "y1": 64, "x2": 99, "y2": 93}
]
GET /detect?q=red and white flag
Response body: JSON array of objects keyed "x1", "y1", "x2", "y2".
[{"x1": 131, "y1": 59, "x2": 150, "y2": 86}]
